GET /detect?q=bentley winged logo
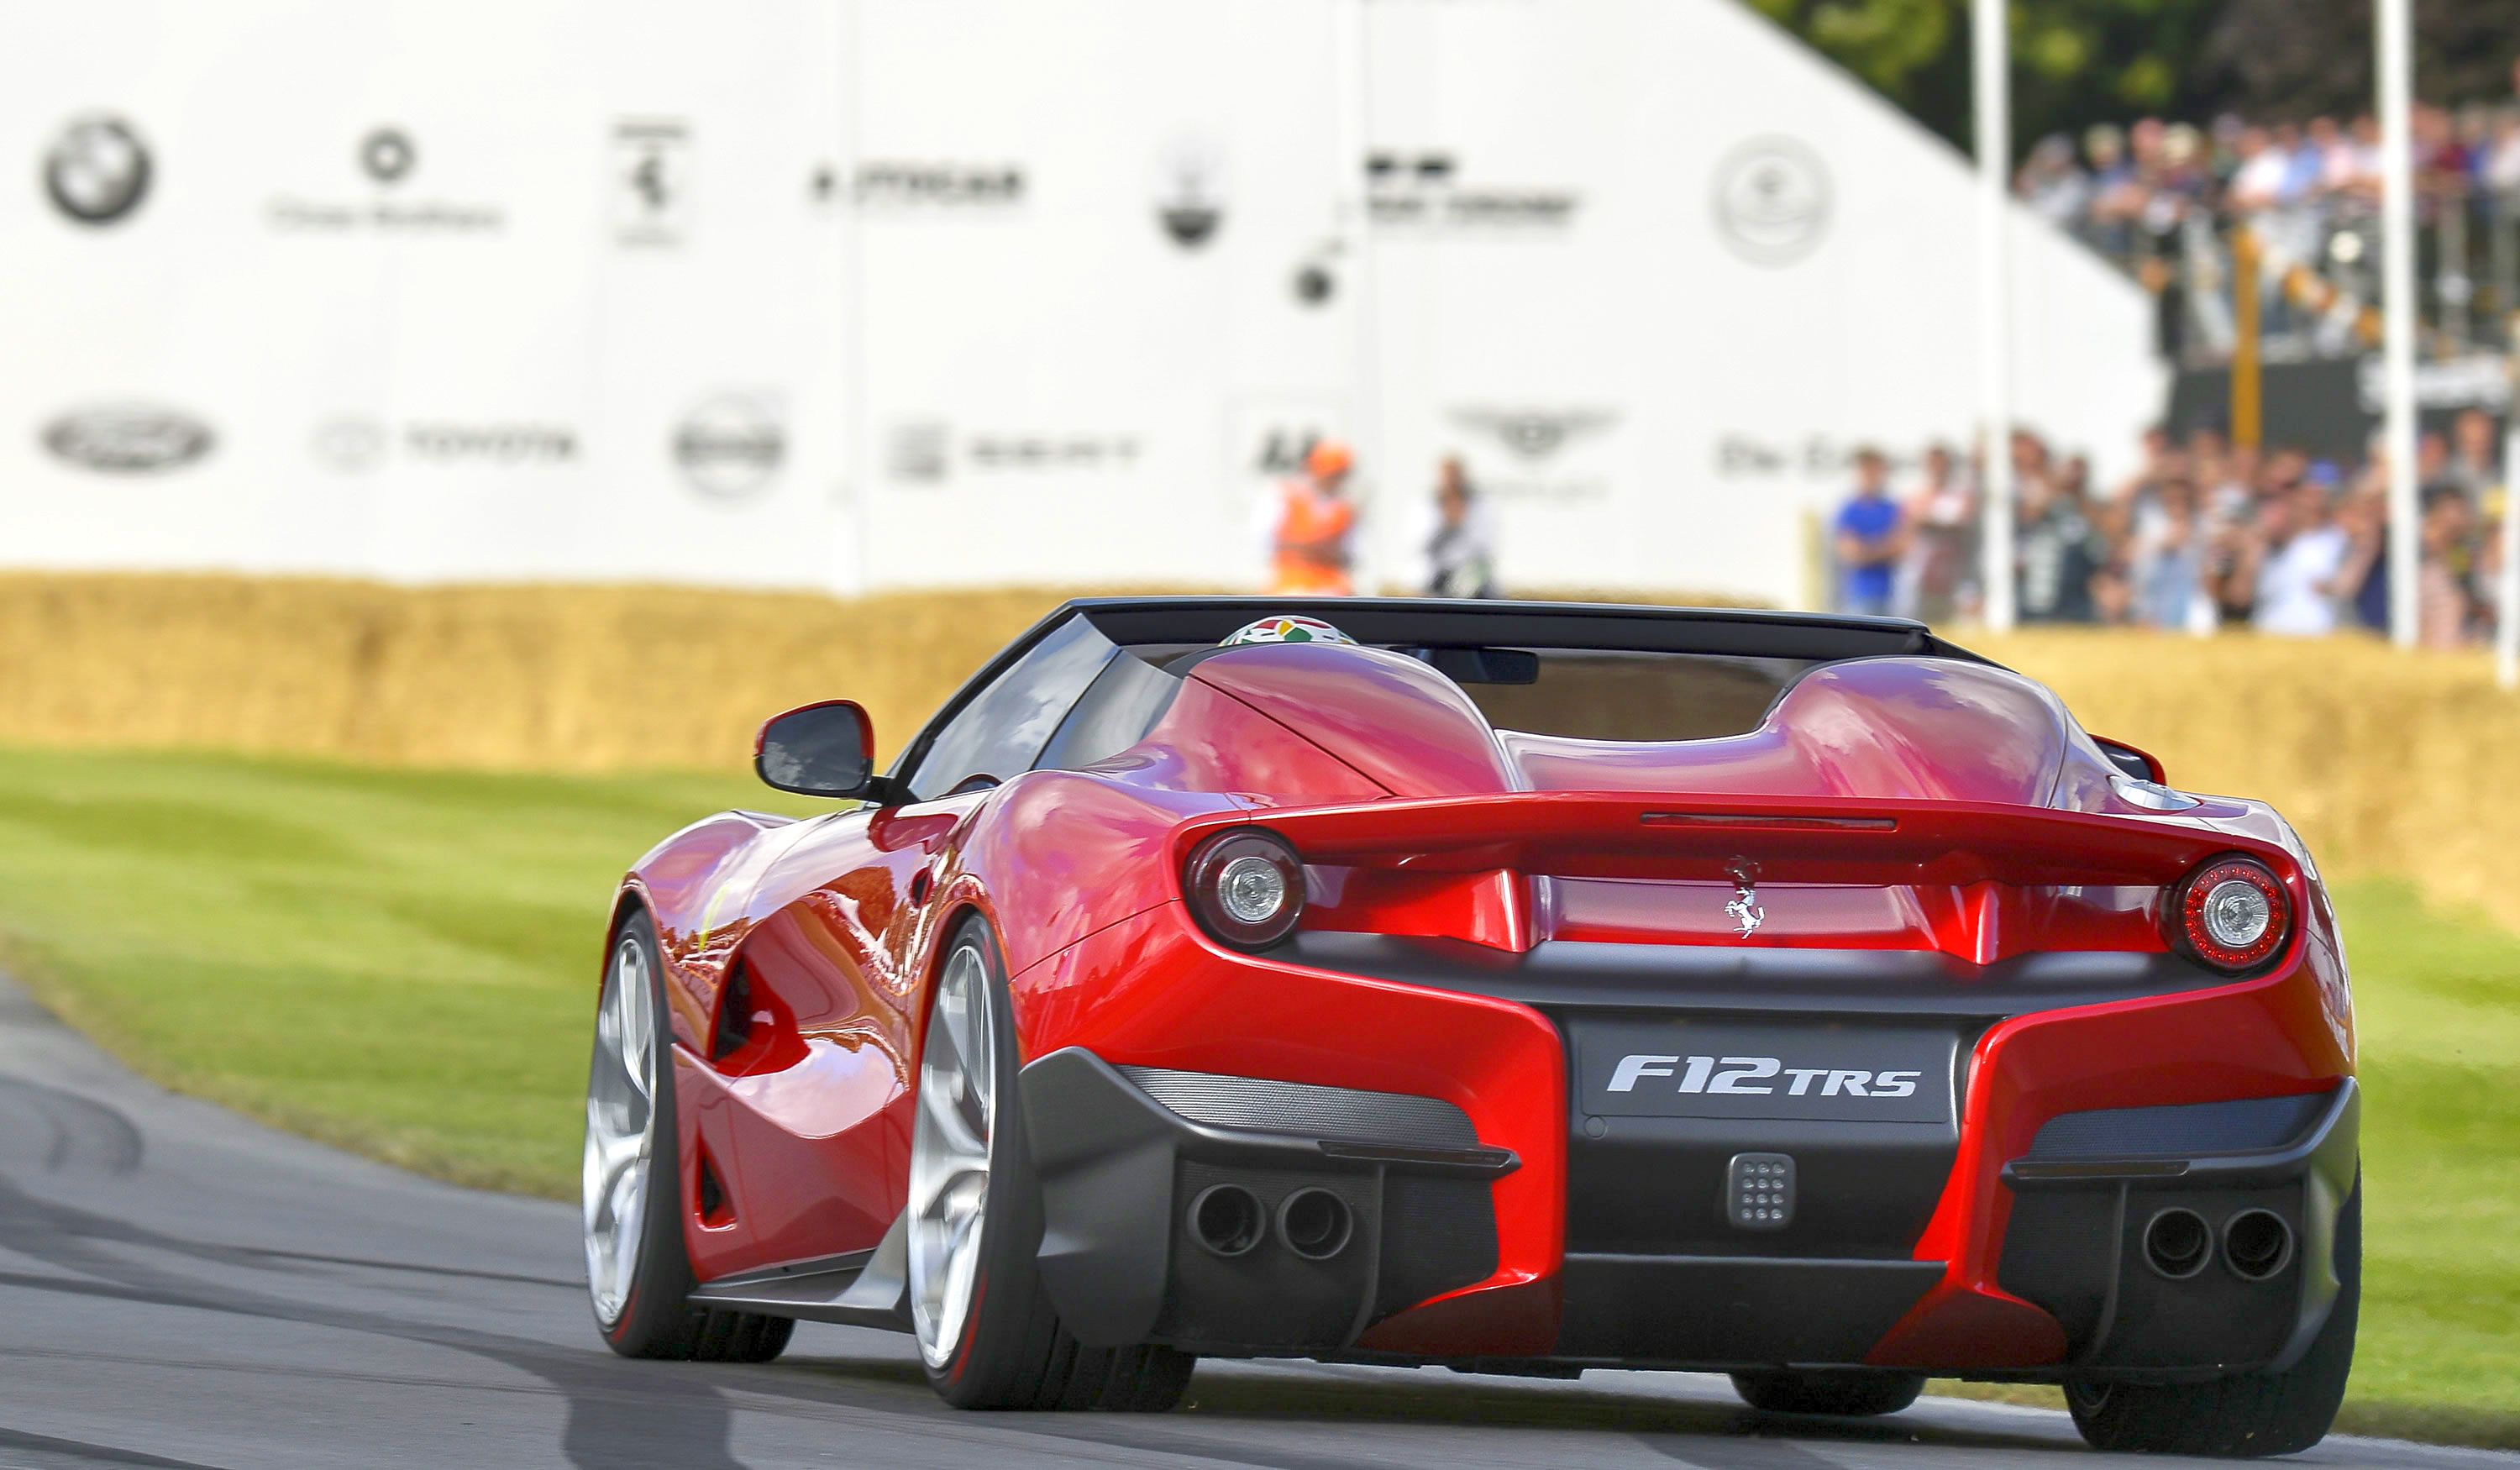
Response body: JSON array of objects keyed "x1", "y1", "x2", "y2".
[
  {"x1": 1446, "y1": 406, "x2": 1619, "y2": 460},
  {"x1": 1725, "y1": 872, "x2": 1765, "y2": 938}
]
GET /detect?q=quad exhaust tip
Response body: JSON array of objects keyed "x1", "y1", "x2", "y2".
[
  {"x1": 2223, "y1": 1209, "x2": 2296, "y2": 1281},
  {"x1": 1276, "y1": 1188, "x2": 1355, "y2": 1260},
  {"x1": 2143, "y1": 1208, "x2": 2213, "y2": 1279},
  {"x1": 1188, "y1": 1184, "x2": 1265, "y2": 1257}
]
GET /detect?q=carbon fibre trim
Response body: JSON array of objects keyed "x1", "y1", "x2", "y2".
[
  {"x1": 1065, "y1": 596, "x2": 1978, "y2": 664},
  {"x1": 1557, "y1": 1255, "x2": 1945, "y2": 1363},
  {"x1": 1116, "y1": 1065, "x2": 1478, "y2": 1148},
  {"x1": 1998, "y1": 1083, "x2": 2356, "y2": 1373},
  {"x1": 1022, "y1": 1047, "x2": 1503, "y2": 1350},
  {"x1": 2024, "y1": 1089, "x2": 2334, "y2": 1161}
]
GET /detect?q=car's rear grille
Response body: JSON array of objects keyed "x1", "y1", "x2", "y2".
[{"x1": 1118, "y1": 1065, "x2": 1478, "y2": 1147}]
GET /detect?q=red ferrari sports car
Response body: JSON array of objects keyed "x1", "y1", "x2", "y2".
[{"x1": 582, "y1": 597, "x2": 2358, "y2": 1456}]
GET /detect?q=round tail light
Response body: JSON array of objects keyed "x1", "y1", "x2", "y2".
[
  {"x1": 1185, "y1": 829, "x2": 1304, "y2": 950},
  {"x1": 2176, "y1": 856, "x2": 2291, "y2": 973}
]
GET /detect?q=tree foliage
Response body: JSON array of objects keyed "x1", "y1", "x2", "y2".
[
  {"x1": 2198, "y1": 0, "x2": 2513, "y2": 123},
  {"x1": 1742, "y1": 0, "x2": 2517, "y2": 160}
]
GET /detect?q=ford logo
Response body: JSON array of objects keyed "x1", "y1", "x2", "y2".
[{"x1": 41, "y1": 406, "x2": 215, "y2": 473}]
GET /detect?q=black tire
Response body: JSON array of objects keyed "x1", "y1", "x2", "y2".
[
  {"x1": 2066, "y1": 1174, "x2": 2360, "y2": 1458},
  {"x1": 1730, "y1": 1369, "x2": 1925, "y2": 1417},
  {"x1": 917, "y1": 916, "x2": 1195, "y2": 1411},
  {"x1": 589, "y1": 908, "x2": 795, "y2": 1364}
]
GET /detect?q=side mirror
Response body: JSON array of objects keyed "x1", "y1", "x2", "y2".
[
  {"x1": 2092, "y1": 736, "x2": 2166, "y2": 786},
  {"x1": 756, "y1": 701, "x2": 881, "y2": 798}
]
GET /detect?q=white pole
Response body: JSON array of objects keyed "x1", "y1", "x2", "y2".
[
  {"x1": 1331, "y1": 0, "x2": 1379, "y2": 595},
  {"x1": 837, "y1": 0, "x2": 872, "y2": 597},
  {"x1": 2379, "y1": 0, "x2": 2420, "y2": 648},
  {"x1": 2501, "y1": 413, "x2": 2518, "y2": 689},
  {"x1": 1973, "y1": 0, "x2": 2015, "y2": 631}
]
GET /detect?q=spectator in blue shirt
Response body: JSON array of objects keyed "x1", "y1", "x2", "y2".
[{"x1": 1834, "y1": 448, "x2": 1907, "y2": 617}]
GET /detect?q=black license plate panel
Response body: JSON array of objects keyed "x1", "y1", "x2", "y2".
[{"x1": 1573, "y1": 1017, "x2": 1957, "y2": 1125}]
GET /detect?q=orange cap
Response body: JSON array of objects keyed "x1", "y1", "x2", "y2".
[{"x1": 1305, "y1": 439, "x2": 1353, "y2": 481}]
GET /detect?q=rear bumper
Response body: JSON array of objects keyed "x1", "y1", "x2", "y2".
[
  {"x1": 1996, "y1": 1079, "x2": 2359, "y2": 1378},
  {"x1": 1018, "y1": 1048, "x2": 1512, "y2": 1352},
  {"x1": 1009, "y1": 903, "x2": 2357, "y2": 1373}
]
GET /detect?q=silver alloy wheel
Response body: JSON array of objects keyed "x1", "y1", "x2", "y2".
[
  {"x1": 583, "y1": 934, "x2": 657, "y2": 1328},
  {"x1": 909, "y1": 941, "x2": 998, "y2": 1368}
]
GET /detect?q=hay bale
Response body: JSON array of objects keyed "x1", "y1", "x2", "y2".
[
  {"x1": 1972, "y1": 627, "x2": 2520, "y2": 932},
  {"x1": 3, "y1": 574, "x2": 2512, "y2": 929}
]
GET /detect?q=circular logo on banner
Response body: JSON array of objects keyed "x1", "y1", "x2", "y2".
[
  {"x1": 675, "y1": 396, "x2": 785, "y2": 499},
  {"x1": 359, "y1": 127, "x2": 417, "y2": 185},
  {"x1": 41, "y1": 405, "x2": 213, "y2": 473},
  {"x1": 44, "y1": 114, "x2": 152, "y2": 225},
  {"x1": 1152, "y1": 135, "x2": 1226, "y2": 250},
  {"x1": 1711, "y1": 136, "x2": 1830, "y2": 265},
  {"x1": 312, "y1": 417, "x2": 387, "y2": 472}
]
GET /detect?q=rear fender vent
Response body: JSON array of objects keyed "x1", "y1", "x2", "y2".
[
  {"x1": 696, "y1": 1148, "x2": 733, "y2": 1227},
  {"x1": 711, "y1": 963, "x2": 754, "y2": 1062}
]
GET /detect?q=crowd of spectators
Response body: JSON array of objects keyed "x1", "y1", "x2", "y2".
[
  {"x1": 2014, "y1": 74, "x2": 2520, "y2": 352},
  {"x1": 2019, "y1": 96, "x2": 2520, "y2": 256},
  {"x1": 1830, "y1": 412, "x2": 2511, "y2": 648}
]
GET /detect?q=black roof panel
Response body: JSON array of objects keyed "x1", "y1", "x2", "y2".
[{"x1": 1062, "y1": 596, "x2": 1992, "y2": 666}]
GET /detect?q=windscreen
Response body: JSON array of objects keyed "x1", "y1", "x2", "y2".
[
  {"x1": 1097, "y1": 639, "x2": 1815, "y2": 745},
  {"x1": 1436, "y1": 649, "x2": 1814, "y2": 742}
]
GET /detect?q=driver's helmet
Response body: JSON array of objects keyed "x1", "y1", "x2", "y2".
[{"x1": 1221, "y1": 615, "x2": 1357, "y2": 648}]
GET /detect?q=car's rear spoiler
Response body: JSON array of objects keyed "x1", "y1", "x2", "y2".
[
  {"x1": 1176, "y1": 793, "x2": 2292, "y2": 888},
  {"x1": 1167, "y1": 793, "x2": 2301, "y2": 958}
]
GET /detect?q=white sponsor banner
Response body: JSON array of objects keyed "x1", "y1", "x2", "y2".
[
  {"x1": 1, "y1": 0, "x2": 2159, "y2": 607},
  {"x1": 2, "y1": 0, "x2": 847, "y2": 591}
]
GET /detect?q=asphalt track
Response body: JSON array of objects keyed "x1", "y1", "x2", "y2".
[{"x1": 0, "y1": 977, "x2": 2502, "y2": 1470}]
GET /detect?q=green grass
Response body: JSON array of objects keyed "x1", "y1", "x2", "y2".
[
  {"x1": 0, "y1": 745, "x2": 815, "y2": 1193},
  {"x1": 0, "y1": 746, "x2": 2509, "y2": 1441}
]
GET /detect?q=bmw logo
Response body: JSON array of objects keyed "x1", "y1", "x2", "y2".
[{"x1": 44, "y1": 114, "x2": 151, "y2": 225}]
